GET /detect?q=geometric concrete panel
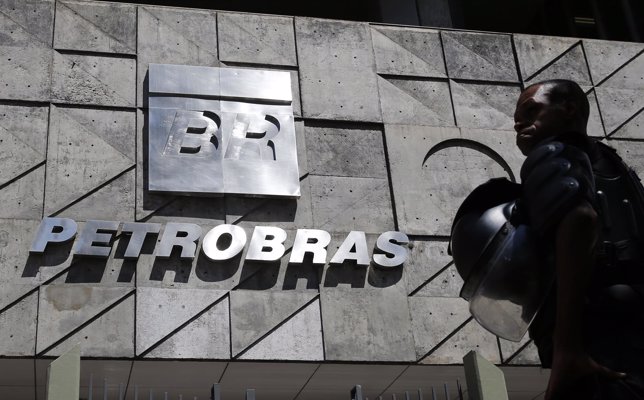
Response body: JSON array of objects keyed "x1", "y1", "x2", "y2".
[
  {"x1": 296, "y1": 18, "x2": 381, "y2": 122},
  {"x1": 145, "y1": 295, "x2": 230, "y2": 359},
  {"x1": 0, "y1": 103, "x2": 48, "y2": 163},
  {"x1": 442, "y1": 31, "x2": 517, "y2": 82},
  {"x1": 610, "y1": 108, "x2": 644, "y2": 139},
  {"x1": 597, "y1": 52, "x2": 644, "y2": 90},
  {"x1": 45, "y1": 105, "x2": 134, "y2": 215},
  {"x1": 238, "y1": 298, "x2": 323, "y2": 361},
  {"x1": 0, "y1": 46, "x2": 52, "y2": 101},
  {"x1": 525, "y1": 43, "x2": 591, "y2": 87},
  {"x1": 378, "y1": 76, "x2": 454, "y2": 126},
  {"x1": 0, "y1": 0, "x2": 54, "y2": 47},
  {"x1": 499, "y1": 334, "x2": 537, "y2": 365},
  {"x1": 0, "y1": 106, "x2": 46, "y2": 187},
  {"x1": 0, "y1": 218, "x2": 67, "y2": 304},
  {"x1": 371, "y1": 26, "x2": 446, "y2": 78},
  {"x1": 508, "y1": 342, "x2": 541, "y2": 366},
  {"x1": 413, "y1": 264, "x2": 464, "y2": 297},
  {"x1": 451, "y1": 81, "x2": 521, "y2": 130},
  {"x1": 51, "y1": 51, "x2": 135, "y2": 107},
  {"x1": 44, "y1": 294, "x2": 134, "y2": 358},
  {"x1": 385, "y1": 125, "x2": 521, "y2": 235},
  {"x1": 135, "y1": 287, "x2": 228, "y2": 356},
  {"x1": 320, "y1": 285, "x2": 416, "y2": 361},
  {"x1": 309, "y1": 175, "x2": 394, "y2": 234},
  {"x1": 57, "y1": 107, "x2": 136, "y2": 162},
  {"x1": 420, "y1": 319, "x2": 501, "y2": 365},
  {"x1": 595, "y1": 87, "x2": 644, "y2": 135},
  {"x1": 57, "y1": 169, "x2": 134, "y2": 222},
  {"x1": 513, "y1": 34, "x2": 578, "y2": 82},
  {"x1": 137, "y1": 6, "x2": 218, "y2": 107},
  {"x1": 586, "y1": 89, "x2": 605, "y2": 138},
  {"x1": 230, "y1": 290, "x2": 317, "y2": 357},
  {"x1": 0, "y1": 291, "x2": 37, "y2": 356},
  {"x1": 36, "y1": 285, "x2": 133, "y2": 354},
  {"x1": 218, "y1": 12, "x2": 296, "y2": 66},
  {"x1": 225, "y1": 177, "x2": 313, "y2": 230},
  {"x1": 304, "y1": 122, "x2": 387, "y2": 178},
  {"x1": 408, "y1": 297, "x2": 470, "y2": 360},
  {"x1": 54, "y1": 1, "x2": 136, "y2": 54},
  {"x1": 0, "y1": 165, "x2": 45, "y2": 220},
  {"x1": 606, "y1": 139, "x2": 644, "y2": 178},
  {"x1": 404, "y1": 239, "x2": 452, "y2": 296},
  {"x1": 583, "y1": 39, "x2": 644, "y2": 85}
]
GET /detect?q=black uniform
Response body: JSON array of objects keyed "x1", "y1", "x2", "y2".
[{"x1": 528, "y1": 139, "x2": 644, "y2": 399}]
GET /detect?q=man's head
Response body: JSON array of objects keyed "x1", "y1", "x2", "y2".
[{"x1": 514, "y1": 80, "x2": 590, "y2": 155}]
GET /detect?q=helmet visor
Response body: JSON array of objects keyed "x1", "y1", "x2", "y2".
[{"x1": 468, "y1": 224, "x2": 553, "y2": 342}]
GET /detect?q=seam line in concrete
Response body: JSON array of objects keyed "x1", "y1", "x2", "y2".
[
  {"x1": 593, "y1": 47, "x2": 644, "y2": 88},
  {"x1": 416, "y1": 316, "x2": 474, "y2": 363},
  {"x1": 0, "y1": 159, "x2": 46, "y2": 192},
  {"x1": 232, "y1": 294, "x2": 320, "y2": 359},
  {"x1": 523, "y1": 40, "x2": 582, "y2": 83},
  {"x1": 36, "y1": 289, "x2": 136, "y2": 356},
  {"x1": 408, "y1": 260, "x2": 454, "y2": 297}
]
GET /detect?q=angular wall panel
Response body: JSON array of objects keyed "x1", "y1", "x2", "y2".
[
  {"x1": 451, "y1": 81, "x2": 520, "y2": 130},
  {"x1": 296, "y1": 18, "x2": 381, "y2": 122},
  {"x1": 371, "y1": 26, "x2": 446, "y2": 78},
  {"x1": 54, "y1": 1, "x2": 136, "y2": 54},
  {"x1": 218, "y1": 12, "x2": 296, "y2": 66},
  {"x1": 378, "y1": 76, "x2": 454, "y2": 126}
]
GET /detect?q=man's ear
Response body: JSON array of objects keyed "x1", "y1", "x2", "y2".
[{"x1": 563, "y1": 100, "x2": 578, "y2": 120}]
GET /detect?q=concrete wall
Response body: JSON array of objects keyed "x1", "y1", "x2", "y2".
[{"x1": 1, "y1": 0, "x2": 644, "y2": 373}]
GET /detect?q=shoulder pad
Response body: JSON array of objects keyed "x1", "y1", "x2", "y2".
[{"x1": 521, "y1": 141, "x2": 595, "y2": 233}]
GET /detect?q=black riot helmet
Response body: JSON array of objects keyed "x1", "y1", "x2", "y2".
[{"x1": 449, "y1": 178, "x2": 553, "y2": 342}]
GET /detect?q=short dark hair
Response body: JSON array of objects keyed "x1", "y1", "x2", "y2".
[{"x1": 524, "y1": 79, "x2": 590, "y2": 123}]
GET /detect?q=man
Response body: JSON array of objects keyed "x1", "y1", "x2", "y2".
[{"x1": 450, "y1": 80, "x2": 644, "y2": 399}]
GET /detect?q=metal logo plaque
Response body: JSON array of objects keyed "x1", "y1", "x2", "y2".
[{"x1": 147, "y1": 64, "x2": 300, "y2": 197}]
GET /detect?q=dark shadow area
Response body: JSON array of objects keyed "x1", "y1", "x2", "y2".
[
  {"x1": 22, "y1": 241, "x2": 74, "y2": 277},
  {"x1": 149, "y1": 248, "x2": 193, "y2": 283},
  {"x1": 194, "y1": 252, "x2": 242, "y2": 283},
  {"x1": 367, "y1": 263, "x2": 403, "y2": 288},
  {"x1": 65, "y1": 257, "x2": 109, "y2": 283},
  {"x1": 282, "y1": 258, "x2": 323, "y2": 290},
  {"x1": 323, "y1": 260, "x2": 367, "y2": 288},
  {"x1": 226, "y1": 196, "x2": 298, "y2": 225},
  {"x1": 236, "y1": 259, "x2": 280, "y2": 290}
]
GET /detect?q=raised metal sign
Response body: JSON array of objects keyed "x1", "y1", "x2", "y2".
[{"x1": 147, "y1": 64, "x2": 300, "y2": 197}]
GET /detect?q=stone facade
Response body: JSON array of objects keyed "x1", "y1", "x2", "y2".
[{"x1": 1, "y1": 0, "x2": 644, "y2": 398}]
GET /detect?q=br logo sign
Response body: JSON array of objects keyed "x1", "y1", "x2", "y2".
[{"x1": 147, "y1": 64, "x2": 300, "y2": 197}]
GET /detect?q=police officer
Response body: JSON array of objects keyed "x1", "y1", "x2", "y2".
[{"x1": 450, "y1": 80, "x2": 644, "y2": 399}]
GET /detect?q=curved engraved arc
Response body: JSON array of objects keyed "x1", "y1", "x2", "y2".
[{"x1": 422, "y1": 138, "x2": 516, "y2": 183}]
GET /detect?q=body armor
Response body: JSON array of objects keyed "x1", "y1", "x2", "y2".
[{"x1": 451, "y1": 140, "x2": 644, "y2": 342}]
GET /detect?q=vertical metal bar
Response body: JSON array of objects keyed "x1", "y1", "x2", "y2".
[
  {"x1": 246, "y1": 389, "x2": 256, "y2": 400},
  {"x1": 431, "y1": 386, "x2": 436, "y2": 400},
  {"x1": 405, "y1": 391, "x2": 410, "y2": 400},
  {"x1": 88, "y1": 373, "x2": 93, "y2": 400},
  {"x1": 119, "y1": 383, "x2": 125, "y2": 400},
  {"x1": 417, "y1": 388, "x2": 423, "y2": 400},
  {"x1": 351, "y1": 385, "x2": 363, "y2": 400},
  {"x1": 134, "y1": 385, "x2": 139, "y2": 400},
  {"x1": 164, "y1": 392, "x2": 168, "y2": 400},
  {"x1": 211, "y1": 383, "x2": 221, "y2": 400},
  {"x1": 104, "y1": 378, "x2": 108, "y2": 400},
  {"x1": 444, "y1": 383, "x2": 450, "y2": 400},
  {"x1": 150, "y1": 388, "x2": 154, "y2": 400},
  {"x1": 457, "y1": 380, "x2": 463, "y2": 400},
  {"x1": 180, "y1": 395, "x2": 183, "y2": 400},
  {"x1": 391, "y1": 395, "x2": 396, "y2": 400}
]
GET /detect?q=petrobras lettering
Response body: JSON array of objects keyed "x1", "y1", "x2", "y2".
[{"x1": 29, "y1": 218, "x2": 410, "y2": 269}]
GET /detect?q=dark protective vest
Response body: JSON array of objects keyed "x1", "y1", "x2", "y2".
[{"x1": 530, "y1": 141, "x2": 644, "y2": 367}]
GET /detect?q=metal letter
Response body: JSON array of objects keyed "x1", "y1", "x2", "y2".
[
  {"x1": 289, "y1": 229, "x2": 331, "y2": 265},
  {"x1": 224, "y1": 114, "x2": 279, "y2": 161},
  {"x1": 202, "y1": 224, "x2": 247, "y2": 261},
  {"x1": 246, "y1": 226, "x2": 287, "y2": 262},
  {"x1": 373, "y1": 231, "x2": 409, "y2": 268},
  {"x1": 156, "y1": 223, "x2": 202, "y2": 259},
  {"x1": 121, "y1": 222, "x2": 162, "y2": 259},
  {"x1": 329, "y1": 231, "x2": 370, "y2": 266},
  {"x1": 30, "y1": 217, "x2": 78, "y2": 253},
  {"x1": 163, "y1": 110, "x2": 221, "y2": 158},
  {"x1": 75, "y1": 220, "x2": 120, "y2": 258}
]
